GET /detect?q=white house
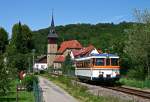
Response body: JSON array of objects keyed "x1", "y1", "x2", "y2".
[{"x1": 33, "y1": 55, "x2": 48, "y2": 71}]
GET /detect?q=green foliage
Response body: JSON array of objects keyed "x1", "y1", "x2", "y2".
[
  {"x1": 120, "y1": 78, "x2": 150, "y2": 88},
  {"x1": 22, "y1": 74, "x2": 38, "y2": 91},
  {"x1": 6, "y1": 48, "x2": 32, "y2": 72},
  {"x1": 11, "y1": 22, "x2": 33, "y2": 54},
  {"x1": 125, "y1": 10, "x2": 150, "y2": 80},
  {"x1": 0, "y1": 80, "x2": 35, "y2": 102},
  {"x1": 32, "y1": 22, "x2": 133, "y2": 54},
  {"x1": 0, "y1": 55, "x2": 15, "y2": 95},
  {"x1": 127, "y1": 66, "x2": 146, "y2": 80},
  {"x1": 32, "y1": 28, "x2": 48, "y2": 54},
  {"x1": 0, "y1": 27, "x2": 8, "y2": 53},
  {"x1": 7, "y1": 22, "x2": 34, "y2": 72},
  {"x1": 22, "y1": 25, "x2": 34, "y2": 52},
  {"x1": 62, "y1": 55, "x2": 75, "y2": 75}
]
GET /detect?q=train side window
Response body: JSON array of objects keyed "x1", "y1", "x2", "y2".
[
  {"x1": 106, "y1": 58, "x2": 110, "y2": 66},
  {"x1": 95, "y1": 58, "x2": 105, "y2": 66},
  {"x1": 87, "y1": 60, "x2": 90, "y2": 67},
  {"x1": 92, "y1": 58, "x2": 96, "y2": 66},
  {"x1": 111, "y1": 58, "x2": 119, "y2": 66},
  {"x1": 82, "y1": 61, "x2": 84, "y2": 67},
  {"x1": 80, "y1": 61, "x2": 83, "y2": 68},
  {"x1": 76, "y1": 61, "x2": 82, "y2": 68}
]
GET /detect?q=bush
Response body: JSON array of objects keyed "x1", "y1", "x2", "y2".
[
  {"x1": 127, "y1": 66, "x2": 146, "y2": 80},
  {"x1": 40, "y1": 70, "x2": 46, "y2": 74},
  {"x1": 120, "y1": 78, "x2": 150, "y2": 88},
  {"x1": 22, "y1": 74, "x2": 38, "y2": 91}
]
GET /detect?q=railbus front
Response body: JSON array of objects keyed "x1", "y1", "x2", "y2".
[{"x1": 74, "y1": 54, "x2": 120, "y2": 82}]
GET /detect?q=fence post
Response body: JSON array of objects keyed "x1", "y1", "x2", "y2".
[
  {"x1": 16, "y1": 84, "x2": 18, "y2": 102},
  {"x1": 33, "y1": 80, "x2": 43, "y2": 102}
]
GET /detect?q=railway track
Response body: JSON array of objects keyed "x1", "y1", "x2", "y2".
[{"x1": 103, "y1": 86, "x2": 150, "y2": 99}]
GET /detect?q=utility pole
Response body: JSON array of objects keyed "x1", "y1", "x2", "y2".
[{"x1": 32, "y1": 49, "x2": 35, "y2": 73}]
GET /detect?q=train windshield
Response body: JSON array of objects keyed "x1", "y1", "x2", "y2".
[
  {"x1": 95, "y1": 58, "x2": 105, "y2": 66},
  {"x1": 111, "y1": 58, "x2": 119, "y2": 66}
]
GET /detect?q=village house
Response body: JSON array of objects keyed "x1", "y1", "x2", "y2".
[
  {"x1": 53, "y1": 40, "x2": 82, "y2": 69},
  {"x1": 33, "y1": 55, "x2": 47, "y2": 71}
]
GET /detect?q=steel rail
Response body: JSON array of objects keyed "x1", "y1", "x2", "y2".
[{"x1": 103, "y1": 86, "x2": 150, "y2": 99}]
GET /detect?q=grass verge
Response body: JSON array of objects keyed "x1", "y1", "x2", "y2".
[
  {"x1": 42, "y1": 74, "x2": 131, "y2": 102},
  {"x1": 119, "y1": 78, "x2": 150, "y2": 89},
  {"x1": 0, "y1": 79, "x2": 34, "y2": 102}
]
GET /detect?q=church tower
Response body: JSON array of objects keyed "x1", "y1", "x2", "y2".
[{"x1": 47, "y1": 13, "x2": 58, "y2": 67}]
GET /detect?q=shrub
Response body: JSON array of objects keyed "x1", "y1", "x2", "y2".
[
  {"x1": 40, "y1": 70, "x2": 46, "y2": 74},
  {"x1": 22, "y1": 74, "x2": 38, "y2": 91},
  {"x1": 120, "y1": 78, "x2": 150, "y2": 88},
  {"x1": 127, "y1": 66, "x2": 146, "y2": 80}
]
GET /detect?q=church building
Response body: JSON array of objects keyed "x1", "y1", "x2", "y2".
[{"x1": 47, "y1": 13, "x2": 59, "y2": 67}]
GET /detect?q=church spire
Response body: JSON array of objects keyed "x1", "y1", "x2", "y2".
[
  {"x1": 48, "y1": 10, "x2": 58, "y2": 38},
  {"x1": 51, "y1": 11, "x2": 55, "y2": 28}
]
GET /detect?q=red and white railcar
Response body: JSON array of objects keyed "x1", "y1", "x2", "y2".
[{"x1": 74, "y1": 54, "x2": 120, "y2": 82}]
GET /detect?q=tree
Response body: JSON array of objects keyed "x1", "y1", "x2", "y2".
[
  {"x1": 11, "y1": 22, "x2": 24, "y2": 53},
  {"x1": 22, "y1": 24, "x2": 33, "y2": 52},
  {"x1": 0, "y1": 55, "x2": 16, "y2": 95},
  {"x1": 62, "y1": 55, "x2": 75, "y2": 76},
  {"x1": 0, "y1": 27, "x2": 8, "y2": 53},
  {"x1": 9, "y1": 22, "x2": 33, "y2": 72},
  {"x1": 125, "y1": 9, "x2": 150, "y2": 80},
  {"x1": 11, "y1": 22, "x2": 33, "y2": 54}
]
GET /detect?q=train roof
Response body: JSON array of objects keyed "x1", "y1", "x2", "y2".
[
  {"x1": 91, "y1": 53, "x2": 119, "y2": 57},
  {"x1": 74, "y1": 53, "x2": 119, "y2": 61}
]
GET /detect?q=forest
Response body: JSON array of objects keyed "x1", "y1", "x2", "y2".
[{"x1": 0, "y1": 10, "x2": 150, "y2": 93}]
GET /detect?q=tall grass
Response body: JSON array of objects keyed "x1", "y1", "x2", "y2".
[{"x1": 119, "y1": 78, "x2": 150, "y2": 89}]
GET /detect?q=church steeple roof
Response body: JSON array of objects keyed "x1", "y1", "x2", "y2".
[
  {"x1": 51, "y1": 13, "x2": 55, "y2": 28},
  {"x1": 48, "y1": 11, "x2": 58, "y2": 38}
]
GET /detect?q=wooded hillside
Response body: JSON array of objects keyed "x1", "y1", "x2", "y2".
[{"x1": 32, "y1": 22, "x2": 133, "y2": 55}]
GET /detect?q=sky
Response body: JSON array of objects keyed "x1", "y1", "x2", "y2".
[{"x1": 0, "y1": 0, "x2": 150, "y2": 37}]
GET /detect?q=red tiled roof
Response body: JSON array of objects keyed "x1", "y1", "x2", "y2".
[
  {"x1": 54, "y1": 55, "x2": 65, "y2": 63},
  {"x1": 72, "y1": 45, "x2": 95, "y2": 57},
  {"x1": 58, "y1": 40, "x2": 82, "y2": 53}
]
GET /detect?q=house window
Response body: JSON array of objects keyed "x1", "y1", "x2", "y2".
[
  {"x1": 36, "y1": 65, "x2": 38, "y2": 68},
  {"x1": 41, "y1": 65, "x2": 45, "y2": 68}
]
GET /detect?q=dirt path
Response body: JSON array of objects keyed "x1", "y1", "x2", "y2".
[{"x1": 38, "y1": 76, "x2": 78, "y2": 102}]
